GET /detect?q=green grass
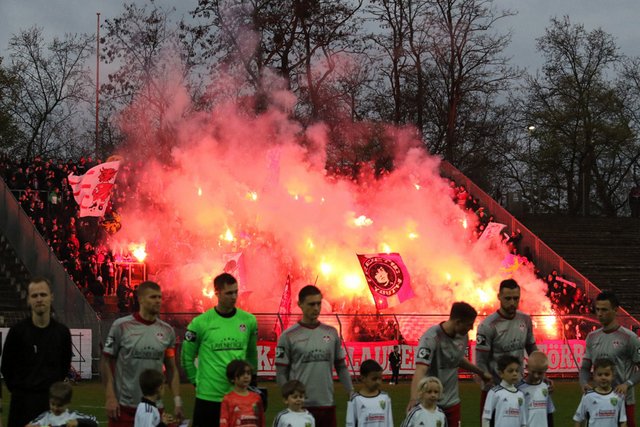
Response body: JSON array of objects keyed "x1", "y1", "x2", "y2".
[{"x1": 2, "y1": 380, "x2": 638, "y2": 426}]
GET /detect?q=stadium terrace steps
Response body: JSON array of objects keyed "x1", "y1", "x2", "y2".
[
  {"x1": 521, "y1": 215, "x2": 640, "y2": 317},
  {"x1": 0, "y1": 233, "x2": 30, "y2": 326}
]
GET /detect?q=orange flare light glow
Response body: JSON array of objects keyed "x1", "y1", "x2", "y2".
[{"x1": 128, "y1": 243, "x2": 147, "y2": 262}]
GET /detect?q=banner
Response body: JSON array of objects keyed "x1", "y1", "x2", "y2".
[
  {"x1": 357, "y1": 253, "x2": 414, "y2": 309},
  {"x1": 68, "y1": 161, "x2": 120, "y2": 217},
  {"x1": 222, "y1": 252, "x2": 246, "y2": 290},
  {"x1": 478, "y1": 222, "x2": 506, "y2": 242},
  {"x1": 1, "y1": 328, "x2": 92, "y2": 379},
  {"x1": 255, "y1": 339, "x2": 586, "y2": 377}
]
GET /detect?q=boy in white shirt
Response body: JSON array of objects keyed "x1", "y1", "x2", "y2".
[
  {"x1": 482, "y1": 355, "x2": 527, "y2": 427},
  {"x1": 272, "y1": 380, "x2": 315, "y2": 427},
  {"x1": 574, "y1": 358, "x2": 627, "y2": 427},
  {"x1": 346, "y1": 360, "x2": 393, "y2": 427},
  {"x1": 27, "y1": 382, "x2": 97, "y2": 427},
  {"x1": 518, "y1": 351, "x2": 555, "y2": 427},
  {"x1": 401, "y1": 377, "x2": 446, "y2": 427},
  {"x1": 134, "y1": 370, "x2": 174, "y2": 427}
]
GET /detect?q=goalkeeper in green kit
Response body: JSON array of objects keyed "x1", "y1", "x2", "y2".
[{"x1": 181, "y1": 273, "x2": 258, "y2": 427}]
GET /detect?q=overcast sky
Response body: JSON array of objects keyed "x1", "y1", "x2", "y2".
[{"x1": 1, "y1": 0, "x2": 639, "y2": 76}]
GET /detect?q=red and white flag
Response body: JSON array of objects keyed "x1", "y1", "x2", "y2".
[
  {"x1": 274, "y1": 275, "x2": 292, "y2": 335},
  {"x1": 222, "y1": 252, "x2": 246, "y2": 290},
  {"x1": 68, "y1": 161, "x2": 120, "y2": 217},
  {"x1": 357, "y1": 253, "x2": 414, "y2": 310}
]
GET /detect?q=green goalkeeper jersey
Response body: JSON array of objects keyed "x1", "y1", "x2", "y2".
[{"x1": 181, "y1": 307, "x2": 258, "y2": 402}]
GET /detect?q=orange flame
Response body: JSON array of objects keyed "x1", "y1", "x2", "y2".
[{"x1": 128, "y1": 242, "x2": 147, "y2": 262}]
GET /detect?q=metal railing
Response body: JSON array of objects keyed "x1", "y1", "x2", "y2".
[{"x1": 438, "y1": 161, "x2": 638, "y2": 330}]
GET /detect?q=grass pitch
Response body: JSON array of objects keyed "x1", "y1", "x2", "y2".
[{"x1": 2, "y1": 380, "x2": 637, "y2": 426}]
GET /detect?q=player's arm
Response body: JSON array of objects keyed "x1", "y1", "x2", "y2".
[
  {"x1": 335, "y1": 358, "x2": 353, "y2": 395},
  {"x1": 164, "y1": 351, "x2": 183, "y2": 419},
  {"x1": 578, "y1": 357, "x2": 593, "y2": 392},
  {"x1": 247, "y1": 317, "x2": 259, "y2": 386},
  {"x1": 615, "y1": 336, "x2": 640, "y2": 396},
  {"x1": 475, "y1": 322, "x2": 493, "y2": 375},
  {"x1": 100, "y1": 354, "x2": 119, "y2": 419},
  {"x1": 180, "y1": 320, "x2": 200, "y2": 386},
  {"x1": 60, "y1": 328, "x2": 73, "y2": 381},
  {"x1": 274, "y1": 334, "x2": 290, "y2": 387},
  {"x1": 408, "y1": 363, "x2": 428, "y2": 412},
  {"x1": 102, "y1": 321, "x2": 122, "y2": 419},
  {"x1": 458, "y1": 358, "x2": 492, "y2": 383},
  {"x1": 334, "y1": 332, "x2": 353, "y2": 395},
  {"x1": 0, "y1": 326, "x2": 19, "y2": 391}
]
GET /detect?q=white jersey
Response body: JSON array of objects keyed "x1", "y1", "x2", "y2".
[
  {"x1": 573, "y1": 390, "x2": 627, "y2": 427},
  {"x1": 346, "y1": 391, "x2": 393, "y2": 427},
  {"x1": 483, "y1": 382, "x2": 527, "y2": 427},
  {"x1": 400, "y1": 404, "x2": 447, "y2": 427},
  {"x1": 517, "y1": 380, "x2": 554, "y2": 427},
  {"x1": 135, "y1": 399, "x2": 162, "y2": 427},
  {"x1": 272, "y1": 408, "x2": 315, "y2": 427},
  {"x1": 29, "y1": 409, "x2": 97, "y2": 427}
]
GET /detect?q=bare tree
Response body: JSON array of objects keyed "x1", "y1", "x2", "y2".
[
  {"x1": 3, "y1": 27, "x2": 93, "y2": 159},
  {"x1": 183, "y1": 0, "x2": 364, "y2": 120},
  {"x1": 521, "y1": 17, "x2": 638, "y2": 216}
]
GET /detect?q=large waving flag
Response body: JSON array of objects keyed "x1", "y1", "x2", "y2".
[
  {"x1": 357, "y1": 253, "x2": 414, "y2": 310},
  {"x1": 68, "y1": 161, "x2": 120, "y2": 217}
]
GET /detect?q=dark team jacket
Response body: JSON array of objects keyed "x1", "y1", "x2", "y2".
[{"x1": 0, "y1": 317, "x2": 72, "y2": 393}]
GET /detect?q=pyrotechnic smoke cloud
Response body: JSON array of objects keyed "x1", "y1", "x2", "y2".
[{"x1": 108, "y1": 49, "x2": 554, "y2": 337}]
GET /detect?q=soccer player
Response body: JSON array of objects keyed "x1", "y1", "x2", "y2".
[
  {"x1": 476, "y1": 279, "x2": 537, "y2": 412},
  {"x1": 181, "y1": 273, "x2": 258, "y2": 427},
  {"x1": 518, "y1": 351, "x2": 555, "y2": 427},
  {"x1": 273, "y1": 380, "x2": 316, "y2": 427},
  {"x1": 580, "y1": 291, "x2": 640, "y2": 427},
  {"x1": 102, "y1": 281, "x2": 182, "y2": 427},
  {"x1": 1, "y1": 277, "x2": 72, "y2": 427},
  {"x1": 275, "y1": 285, "x2": 353, "y2": 427},
  {"x1": 401, "y1": 377, "x2": 447, "y2": 427},
  {"x1": 482, "y1": 355, "x2": 527, "y2": 427},
  {"x1": 409, "y1": 301, "x2": 492, "y2": 427},
  {"x1": 574, "y1": 358, "x2": 627, "y2": 427},
  {"x1": 346, "y1": 360, "x2": 393, "y2": 427}
]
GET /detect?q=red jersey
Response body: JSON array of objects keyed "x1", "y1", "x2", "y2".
[{"x1": 220, "y1": 390, "x2": 264, "y2": 427}]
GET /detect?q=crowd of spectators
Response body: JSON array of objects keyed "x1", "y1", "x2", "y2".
[
  {"x1": 444, "y1": 177, "x2": 599, "y2": 339},
  {"x1": 0, "y1": 154, "x2": 140, "y2": 315},
  {"x1": 0, "y1": 155, "x2": 619, "y2": 337}
]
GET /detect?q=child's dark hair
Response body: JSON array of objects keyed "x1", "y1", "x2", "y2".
[
  {"x1": 226, "y1": 359, "x2": 252, "y2": 383},
  {"x1": 281, "y1": 380, "x2": 306, "y2": 398},
  {"x1": 49, "y1": 381, "x2": 73, "y2": 405},
  {"x1": 139, "y1": 369, "x2": 165, "y2": 396},
  {"x1": 360, "y1": 359, "x2": 383, "y2": 377},
  {"x1": 497, "y1": 355, "x2": 521, "y2": 372},
  {"x1": 593, "y1": 358, "x2": 615, "y2": 371}
]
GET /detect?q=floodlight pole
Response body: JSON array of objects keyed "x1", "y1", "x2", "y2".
[{"x1": 95, "y1": 12, "x2": 101, "y2": 156}]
